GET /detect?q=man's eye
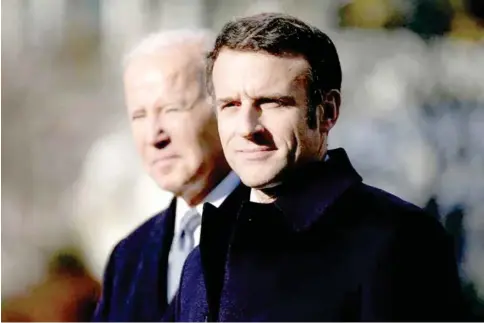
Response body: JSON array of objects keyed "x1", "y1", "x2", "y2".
[
  {"x1": 132, "y1": 112, "x2": 146, "y2": 120},
  {"x1": 258, "y1": 99, "x2": 283, "y2": 109},
  {"x1": 220, "y1": 102, "x2": 239, "y2": 110},
  {"x1": 165, "y1": 105, "x2": 184, "y2": 113},
  {"x1": 260, "y1": 102, "x2": 280, "y2": 109}
]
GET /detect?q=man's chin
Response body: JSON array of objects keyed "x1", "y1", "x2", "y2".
[
  {"x1": 153, "y1": 175, "x2": 185, "y2": 195},
  {"x1": 239, "y1": 174, "x2": 281, "y2": 190},
  {"x1": 235, "y1": 163, "x2": 284, "y2": 188}
]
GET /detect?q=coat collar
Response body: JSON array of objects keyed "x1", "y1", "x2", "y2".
[{"x1": 241, "y1": 148, "x2": 362, "y2": 232}]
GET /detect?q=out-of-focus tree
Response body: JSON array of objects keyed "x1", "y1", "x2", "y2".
[
  {"x1": 465, "y1": 0, "x2": 484, "y2": 22},
  {"x1": 405, "y1": 0, "x2": 453, "y2": 39},
  {"x1": 447, "y1": 0, "x2": 484, "y2": 41},
  {"x1": 338, "y1": 0, "x2": 402, "y2": 29},
  {"x1": 338, "y1": 0, "x2": 484, "y2": 42}
]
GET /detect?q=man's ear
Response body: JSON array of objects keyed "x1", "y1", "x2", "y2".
[{"x1": 319, "y1": 89, "x2": 341, "y2": 133}]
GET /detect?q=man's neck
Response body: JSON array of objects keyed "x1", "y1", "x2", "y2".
[
  {"x1": 250, "y1": 188, "x2": 277, "y2": 204},
  {"x1": 181, "y1": 165, "x2": 231, "y2": 207}
]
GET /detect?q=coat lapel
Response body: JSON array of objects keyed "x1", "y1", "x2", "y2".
[
  {"x1": 131, "y1": 198, "x2": 176, "y2": 320},
  {"x1": 199, "y1": 184, "x2": 250, "y2": 321}
]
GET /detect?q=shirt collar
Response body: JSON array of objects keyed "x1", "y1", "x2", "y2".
[
  {"x1": 247, "y1": 148, "x2": 362, "y2": 232},
  {"x1": 175, "y1": 171, "x2": 240, "y2": 233}
]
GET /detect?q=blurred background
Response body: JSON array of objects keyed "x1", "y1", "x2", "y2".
[{"x1": 2, "y1": 0, "x2": 484, "y2": 320}]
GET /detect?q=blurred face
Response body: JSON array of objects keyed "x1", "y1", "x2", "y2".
[
  {"x1": 124, "y1": 48, "x2": 223, "y2": 195},
  {"x1": 213, "y1": 49, "x2": 325, "y2": 189}
]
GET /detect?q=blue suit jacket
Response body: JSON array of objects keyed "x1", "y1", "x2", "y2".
[
  {"x1": 92, "y1": 198, "x2": 176, "y2": 322},
  {"x1": 164, "y1": 148, "x2": 469, "y2": 321},
  {"x1": 92, "y1": 184, "x2": 249, "y2": 322}
]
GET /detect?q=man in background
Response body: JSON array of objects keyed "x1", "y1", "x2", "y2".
[{"x1": 92, "y1": 29, "x2": 242, "y2": 321}]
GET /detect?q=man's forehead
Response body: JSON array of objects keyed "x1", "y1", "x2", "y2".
[
  {"x1": 213, "y1": 49, "x2": 309, "y2": 97},
  {"x1": 124, "y1": 62, "x2": 204, "y2": 112},
  {"x1": 125, "y1": 55, "x2": 201, "y2": 88}
]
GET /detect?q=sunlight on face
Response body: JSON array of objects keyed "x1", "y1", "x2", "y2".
[
  {"x1": 213, "y1": 49, "x2": 324, "y2": 189},
  {"x1": 124, "y1": 48, "x2": 222, "y2": 195}
]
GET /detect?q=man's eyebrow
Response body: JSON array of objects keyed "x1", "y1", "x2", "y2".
[
  {"x1": 130, "y1": 106, "x2": 145, "y2": 113},
  {"x1": 216, "y1": 97, "x2": 238, "y2": 105},
  {"x1": 216, "y1": 94, "x2": 296, "y2": 105},
  {"x1": 253, "y1": 95, "x2": 296, "y2": 105}
]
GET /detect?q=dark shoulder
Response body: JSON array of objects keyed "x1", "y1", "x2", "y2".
[
  {"x1": 342, "y1": 183, "x2": 449, "y2": 240},
  {"x1": 110, "y1": 205, "x2": 172, "y2": 263},
  {"x1": 357, "y1": 183, "x2": 423, "y2": 214}
]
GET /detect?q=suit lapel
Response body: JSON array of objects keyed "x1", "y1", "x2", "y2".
[
  {"x1": 132, "y1": 198, "x2": 176, "y2": 320},
  {"x1": 156, "y1": 198, "x2": 177, "y2": 309}
]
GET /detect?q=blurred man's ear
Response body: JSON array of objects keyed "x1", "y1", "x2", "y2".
[{"x1": 319, "y1": 89, "x2": 340, "y2": 133}]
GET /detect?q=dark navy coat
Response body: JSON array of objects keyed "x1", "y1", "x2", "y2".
[
  {"x1": 164, "y1": 148, "x2": 467, "y2": 322},
  {"x1": 91, "y1": 198, "x2": 176, "y2": 322},
  {"x1": 91, "y1": 185, "x2": 248, "y2": 321}
]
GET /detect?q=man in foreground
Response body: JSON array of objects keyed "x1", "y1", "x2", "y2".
[
  {"x1": 92, "y1": 29, "x2": 242, "y2": 321},
  {"x1": 165, "y1": 13, "x2": 467, "y2": 321}
]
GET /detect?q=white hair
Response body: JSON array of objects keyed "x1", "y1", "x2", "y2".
[{"x1": 122, "y1": 28, "x2": 216, "y2": 70}]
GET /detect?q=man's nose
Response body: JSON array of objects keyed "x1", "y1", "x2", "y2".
[
  {"x1": 235, "y1": 104, "x2": 264, "y2": 138},
  {"x1": 147, "y1": 115, "x2": 169, "y2": 147}
]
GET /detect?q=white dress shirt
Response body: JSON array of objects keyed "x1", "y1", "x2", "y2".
[
  {"x1": 167, "y1": 171, "x2": 240, "y2": 301},
  {"x1": 174, "y1": 171, "x2": 240, "y2": 247}
]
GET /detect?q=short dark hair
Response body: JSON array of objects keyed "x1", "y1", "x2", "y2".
[{"x1": 206, "y1": 12, "x2": 342, "y2": 128}]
